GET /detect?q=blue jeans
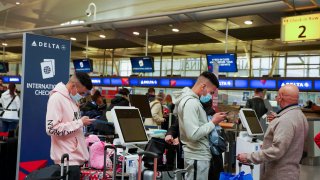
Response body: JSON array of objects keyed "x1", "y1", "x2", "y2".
[{"x1": 1, "y1": 120, "x2": 18, "y2": 132}]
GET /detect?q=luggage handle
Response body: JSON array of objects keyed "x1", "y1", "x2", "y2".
[
  {"x1": 60, "y1": 153, "x2": 69, "y2": 180},
  {"x1": 137, "y1": 151, "x2": 158, "y2": 180},
  {"x1": 238, "y1": 162, "x2": 254, "y2": 174},
  {"x1": 104, "y1": 145, "x2": 126, "y2": 180}
]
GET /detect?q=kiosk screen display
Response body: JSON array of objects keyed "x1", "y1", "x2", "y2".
[
  {"x1": 114, "y1": 108, "x2": 148, "y2": 144},
  {"x1": 239, "y1": 108, "x2": 264, "y2": 136},
  {"x1": 129, "y1": 94, "x2": 152, "y2": 118}
]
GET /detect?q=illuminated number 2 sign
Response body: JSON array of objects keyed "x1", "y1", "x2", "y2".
[{"x1": 281, "y1": 14, "x2": 320, "y2": 42}]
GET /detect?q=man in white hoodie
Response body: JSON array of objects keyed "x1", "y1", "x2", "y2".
[
  {"x1": 46, "y1": 72, "x2": 94, "y2": 180},
  {"x1": 173, "y1": 71, "x2": 227, "y2": 180}
]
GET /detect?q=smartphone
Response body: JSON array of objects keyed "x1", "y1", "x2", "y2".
[{"x1": 225, "y1": 111, "x2": 231, "y2": 114}]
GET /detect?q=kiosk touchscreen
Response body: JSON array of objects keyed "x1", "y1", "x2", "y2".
[
  {"x1": 111, "y1": 107, "x2": 149, "y2": 145},
  {"x1": 129, "y1": 94, "x2": 152, "y2": 118},
  {"x1": 239, "y1": 108, "x2": 264, "y2": 136}
]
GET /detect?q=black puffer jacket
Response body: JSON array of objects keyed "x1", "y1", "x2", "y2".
[
  {"x1": 107, "y1": 95, "x2": 129, "y2": 111},
  {"x1": 245, "y1": 97, "x2": 268, "y2": 119}
]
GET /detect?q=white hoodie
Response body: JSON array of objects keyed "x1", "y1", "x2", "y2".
[{"x1": 173, "y1": 87, "x2": 215, "y2": 160}]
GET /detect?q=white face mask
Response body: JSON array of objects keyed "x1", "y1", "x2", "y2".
[{"x1": 70, "y1": 93, "x2": 83, "y2": 103}]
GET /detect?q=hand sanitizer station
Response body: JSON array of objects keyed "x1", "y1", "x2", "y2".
[{"x1": 236, "y1": 108, "x2": 264, "y2": 180}]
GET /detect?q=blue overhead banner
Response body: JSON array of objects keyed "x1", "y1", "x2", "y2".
[
  {"x1": 18, "y1": 33, "x2": 70, "y2": 179},
  {"x1": 250, "y1": 79, "x2": 276, "y2": 89},
  {"x1": 278, "y1": 80, "x2": 312, "y2": 90}
]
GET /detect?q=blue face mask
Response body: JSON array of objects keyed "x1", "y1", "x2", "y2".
[
  {"x1": 70, "y1": 93, "x2": 83, "y2": 103},
  {"x1": 200, "y1": 94, "x2": 212, "y2": 103}
]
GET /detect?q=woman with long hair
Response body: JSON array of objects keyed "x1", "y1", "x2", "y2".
[{"x1": 0, "y1": 83, "x2": 20, "y2": 132}]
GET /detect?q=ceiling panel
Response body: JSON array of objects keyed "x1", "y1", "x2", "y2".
[
  {"x1": 80, "y1": 39, "x2": 145, "y2": 49},
  {"x1": 131, "y1": 52, "x2": 184, "y2": 56},
  {"x1": 71, "y1": 46, "x2": 86, "y2": 51},
  {"x1": 272, "y1": 44, "x2": 320, "y2": 52},
  {"x1": 5, "y1": 46, "x2": 22, "y2": 54},
  {"x1": 149, "y1": 32, "x2": 220, "y2": 45},
  {"x1": 221, "y1": 25, "x2": 280, "y2": 41}
]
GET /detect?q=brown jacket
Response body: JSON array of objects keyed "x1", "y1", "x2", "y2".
[{"x1": 247, "y1": 105, "x2": 308, "y2": 180}]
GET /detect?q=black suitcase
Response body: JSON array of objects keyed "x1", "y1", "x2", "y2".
[{"x1": 25, "y1": 154, "x2": 69, "y2": 180}]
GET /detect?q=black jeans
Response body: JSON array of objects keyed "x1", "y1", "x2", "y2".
[{"x1": 208, "y1": 154, "x2": 224, "y2": 180}]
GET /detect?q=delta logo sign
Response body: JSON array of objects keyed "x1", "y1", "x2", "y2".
[{"x1": 278, "y1": 80, "x2": 312, "y2": 90}]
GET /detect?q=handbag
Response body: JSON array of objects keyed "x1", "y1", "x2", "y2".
[{"x1": 0, "y1": 95, "x2": 16, "y2": 117}]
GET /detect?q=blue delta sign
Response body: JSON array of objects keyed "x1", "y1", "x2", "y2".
[{"x1": 278, "y1": 80, "x2": 312, "y2": 90}]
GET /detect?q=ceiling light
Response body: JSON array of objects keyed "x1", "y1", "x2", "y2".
[
  {"x1": 244, "y1": 20, "x2": 253, "y2": 25},
  {"x1": 172, "y1": 28, "x2": 179, "y2": 32},
  {"x1": 99, "y1": 34, "x2": 106, "y2": 38},
  {"x1": 2, "y1": 43, "x2": 8, "y2": 46},
  {"x1": 133, "y1": 32, "x2": 140, "y2": 36},
  {"x1": 70, "y1": 37, "x2": 77, "y2": 41},
  {"x1": 16, "y1": 2, "x2": 21, "y2": 5}
]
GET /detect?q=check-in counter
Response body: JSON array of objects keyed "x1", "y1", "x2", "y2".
[{"x1": 301, "y1": 109, "x2": 320, "y2": 166}]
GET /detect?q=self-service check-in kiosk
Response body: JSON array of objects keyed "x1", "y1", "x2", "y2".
[{"x1": 236, "y1": 108, "x2": 264, "y2": 180}]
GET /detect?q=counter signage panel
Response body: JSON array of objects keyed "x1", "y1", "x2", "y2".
[
  {"x1": 219, "y1": 79, "x2": 233, "y2": 88},
  {"x1": 139, "y1": 78, "x2": 159, "y2": 86},
  {"x1": 2, "y1": 76, "x2": 21, "y2": 83},
  {"x1": 91, "y1": 78, "x2": 101, "y2": 85},
  {"x1": 278, "y1": 80, "x2": 312, "y2": 90},
  {"x1": 250, "y1": 79, "x2": 276, "y2": 89},
  {"x1": 170, "y1": 78, "x2": 195, "y2": 87},
  {"x1": 111, "y1": 78, "x2": 122, "y2": 86},
  {"x1": 314, "y1": 80, "x2": 320, "y2": 90},
  {"x1": 102, "y1": 78, "x2": 111, "y2": 85},
  {"x1": 129, "y1": 78, "x2": 139, "y2": 86},
  {"x1": 234, "y1": 79, "x2": 248, "y2": 88},
  {"x1": 159, "y1": 79, "x2": 170, "y2": 87}
]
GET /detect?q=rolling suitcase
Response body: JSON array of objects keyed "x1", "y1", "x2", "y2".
[
  {"x1": 104, "y1": 145, "x2": 126, "y2": 180},
  {"x1": 137, "y1": 151, "x2": 158, "y2": 180},
  {"x1": 25, "y1": 153, "x2": 69, "y2": 180}
]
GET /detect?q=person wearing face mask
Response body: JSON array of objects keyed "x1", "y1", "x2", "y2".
[
  {"x1": 46, "y1": 72, "x2": 94, "y2": 180},
  {"x1": 237, "y1": 84, "x2": 309, "y2": 180},
  {"x1": 173, "y1": 71, "x2": 227, "y2": 180}
]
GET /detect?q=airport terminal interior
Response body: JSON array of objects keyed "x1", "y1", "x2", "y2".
[{"x1": 1, "y1": 0, "x2": 320, "y2": 179}]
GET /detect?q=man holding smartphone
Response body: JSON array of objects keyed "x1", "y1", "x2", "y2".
[
  {"x1": 173, "y1": 71, "x2": 227, "y2": 180},
  {"x1": 46, "y1": 72, "x2": 94, "y2": 180}
]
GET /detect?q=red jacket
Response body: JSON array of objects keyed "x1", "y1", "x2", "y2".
[{"x1": 314, "y1": 132, "x2": 320, "y2": 148}]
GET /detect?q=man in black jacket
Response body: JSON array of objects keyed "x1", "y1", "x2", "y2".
[{"x1": 107, "y1": 88, "x2": 130, "y2": 111}]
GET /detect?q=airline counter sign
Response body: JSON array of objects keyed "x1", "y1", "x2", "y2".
[
  {"x1": 278, "y1": 80, "x2": 312, "y2": 90},
  {"x1": 281, "y1": 14, "x2": 320, "y2": 42}
]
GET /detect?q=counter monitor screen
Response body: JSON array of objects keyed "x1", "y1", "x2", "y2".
[
  {"x1": 129, "y1": 94, "x2": 152, "y2": 118},
  {"x1": 239, "y1": 108, "x2": 264, "y2": 136},
  {"x1": 73, "y1": 58, "x2": 93, "y2": 73},
  {"x1": 130, "y1": 56, "x2": 154, "y2": 73},
  {"x1": 111, "y1": 107, "x2": 149, "y2": 145}
]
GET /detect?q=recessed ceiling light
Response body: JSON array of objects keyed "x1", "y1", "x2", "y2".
[
  {"x1": 70, "y1": 37, "x2": 77, "y2": 41},
  {"x1": 133, "y1": 32, "x2": 140, "y2": 36},
  {"x1": 2, "y1": 43, "x2": 8, "y2": 46},
  {"x1": 244, "y1": 20, "x2": 253, "y2": 25},
  {"x1": 99, "y1": 34, "x2": 106, "y2": 38},
  {"x1": 16, "y1": 2, "x2": 21, "y2": 5},
  {"x1": 172, "y1": 28, "x2": 179, "y2": 32}
]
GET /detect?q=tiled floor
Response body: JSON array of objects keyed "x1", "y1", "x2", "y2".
[{"x1": 300, "y1": 164, "x2": 320, "y2": 180}]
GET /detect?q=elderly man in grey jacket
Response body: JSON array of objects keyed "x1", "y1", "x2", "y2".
[
  {"x1": 237, "y1": 84, "x2": 308, "y2": 180},
  {"x1": 173, "y1": 71, "x2": 227, "y2": 180}
]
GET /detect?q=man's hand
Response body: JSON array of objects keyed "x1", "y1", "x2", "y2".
[
  {"x1": 165, "y1": 135, "x2": 174, "y2": 144},
  {"x1": 237, "y1": 153, "x2": 249, "y2": 163},
  {"x1": 81, "y1": 116, "x2": 94, "y2": 126},
  {"x1": 165, "y1": 135, "x2": 180, "y2": 145},
  {"x1": 267, "y1": 111, "x2": 277, "y2": 123},
  {"x1": 211, "y1": 112, "x2": 227, "y2": 125}
]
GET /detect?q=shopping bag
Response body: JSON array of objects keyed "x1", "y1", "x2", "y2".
[{"x1": 219, "y1": 171, "x2": 253, "y2": 180}]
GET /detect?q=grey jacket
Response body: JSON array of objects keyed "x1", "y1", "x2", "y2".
[
  {"x1": 247, "y1": 105, "x2": 308, "y2": 180},
  {"x1": 173, "y1": 87, "x2": 215, "y2": 160}
]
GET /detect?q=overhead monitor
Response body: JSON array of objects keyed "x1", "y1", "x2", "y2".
[
  {"x1": 239, "y1": 108, "x2": 264, "y2": 136},
  {"x1": 206, "y1": 53, "x2": 238, "y2": 72},
  {"x1": 130, "y1": 56, "x2": 154, "y2": 73},
  {"x1": 129, "y1": 94, "x2": 152, "y2": 118},
  {"x1": 0, "y1": 62, "x2": 9, "y2": 73},
  {"x1": 73, "y1": 58, "x2": 93, "y2": 73},
  {"x1": 111, "y1": 107, "x2": 149, "y2": 145}
]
